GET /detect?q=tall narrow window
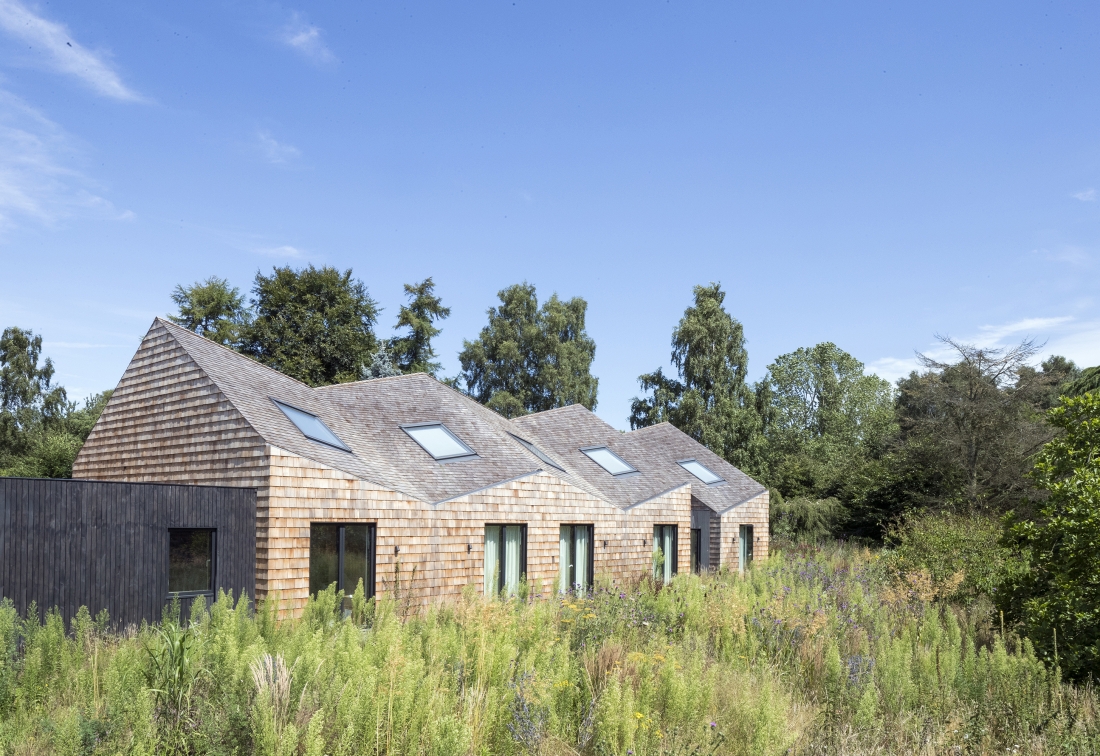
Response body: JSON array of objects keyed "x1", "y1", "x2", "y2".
[
  {"x1": 653, "y1": 525, "x2": 677, "y2": 585},
  {"x1": 309, "y1": 523, "x2": 376, "y2": 597},
  {"x1": 558, "y1": 524, "x2": 593, "y2": 594},
  {"x1": 690, "y1": 528, "x2": 702, "y2": 574},
  {"x1": 484, "y1": 524, "x2": 526, "y2": 597},
  {"x1": 738, "y1": 524, "x2": 754, "y2": 573},
  {"x1": 168, "y1": 529, "x2": 215, "y2": 594}
]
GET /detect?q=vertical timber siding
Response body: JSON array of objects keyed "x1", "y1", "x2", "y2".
[{"x1": 0, "y1": 478, "x2": 255, "y2": 628}]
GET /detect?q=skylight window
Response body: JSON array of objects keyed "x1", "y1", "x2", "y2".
[
  {"x1": 273, "y1": 400, "x2": 351, "y2": 451},
  {"x1": 678, "y1": 458, "x2": 725, "y2": 485},
  {"x1": 402, "y1": 423, "x2": 476, "y2": 461},
  {"x1": 509, "y1": 433, "x2": 565, "y2": 471},
  {"x1": 580, "y1": 446, "x2": 637, "y2": 476}
]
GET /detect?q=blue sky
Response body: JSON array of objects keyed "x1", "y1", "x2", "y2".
[{"x1": 0, "y1": 1, "x2": 1098, "y2": 428}]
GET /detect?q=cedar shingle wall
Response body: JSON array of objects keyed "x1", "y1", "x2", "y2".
[
  {"x1": 265, "y1": 450, "x2": 693, "y2": 613},
  {"x1": 72, "y1": 323, "x2": 269, "y2": 489}
]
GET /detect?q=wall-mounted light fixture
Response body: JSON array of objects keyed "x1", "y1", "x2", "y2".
[
  {"x1": 394, "y1": 545, "x2": 400, "y2": 555},
  {"x1": 467, "y1": 543, "x2": 472, "y2": 553}
]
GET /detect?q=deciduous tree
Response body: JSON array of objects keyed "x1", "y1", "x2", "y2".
[
  {"x1": 169, "y1": 276, "x2": 249, "y2": 347},
  {"x1": 458, "y1": 283, "x2": 597, "y2": 418},
  {"x1": 241, "y1": 265, "x2": 379, "y2": 386}
]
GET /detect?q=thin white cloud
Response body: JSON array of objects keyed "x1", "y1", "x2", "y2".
[
  {"x1": 869, "y1": 315, "x2": 1098, "y2": 384},
  {"x1": 1073, "y1": 188, "x2": 1097, "y2": 202},
  {"x1": 0, "y1": 0, "x2": 140, "y2": 101},
  {"x1": 1033, "y1": 246, "x2": 1091, "y2": 266},
  {"x1": 280, "y1": 13, "x2": 334, "y2": 64},
  {"x1": 0, "y1": 89, "x2": 131, "y2": 229},
  {"x1": 256, "y1": 130, "x2": 300, "y2": 165},
  {"x1": 255, "y1": 244, "x2": 304, "y2": 258}
]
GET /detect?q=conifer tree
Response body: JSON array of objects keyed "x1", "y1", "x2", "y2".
[
  {"x1": 390, "y1": 278, "x2": 450, "y2": 375},
  {"x1": 169, "y1": 276, "x2": 249, "y2": 347},
  {"x1": 630, "y1": 283, "x2": 764, "y2": 473}
]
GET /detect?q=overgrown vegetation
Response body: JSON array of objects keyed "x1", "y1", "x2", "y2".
[{"x1": 0, "y1": 545, "x2": 1096, "y2": 755}]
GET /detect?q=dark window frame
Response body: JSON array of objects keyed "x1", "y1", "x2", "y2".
[
  {"x1": 561, "y1": 523, "x2": 595, "y2": 592},
  {"x1": 485, "y1": 523, "x2": 527, "y2": 595},
  {"x1": 167, "y1": 528, "x2": 216, "y2": 597},
  {"x1": 309, "y1": 522, "x2": 377, "y2": 597},
  {"x1": 690, "y1": 527, "x2": 702, "y2": 573},
  {"x1": 400, "y1": 422, "x2": 478, "y2": 462}
]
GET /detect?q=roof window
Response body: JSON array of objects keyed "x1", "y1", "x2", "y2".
[
  {"x1": 273, "y1": 399, "x2": 351, "y2": 451},
  {"x1": 580, "y1": 446, "x2": 637, "y2": 476},
  {"x1": 402, "y1": 422, "x2": 476, "y2": 461},
  {"x1": 678, "y1": 458, "x2": 725, "y2": 485},
  {"x1": 509, "y1": 433, "x2": 565, "y2": 471}
]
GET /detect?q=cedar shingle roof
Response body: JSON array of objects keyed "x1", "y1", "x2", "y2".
[
  {"x1": 511, "y1": 405, "x2": 766, "y2": 513},
  {"x1": 153, "y1": 318, "x2": 765, "y2": 511}
]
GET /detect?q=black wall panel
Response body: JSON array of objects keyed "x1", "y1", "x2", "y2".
[{"x1": 0, "y1": 478, "x2": 255, "y2": 628}]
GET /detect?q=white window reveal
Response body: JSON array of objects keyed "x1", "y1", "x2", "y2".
[
  {"x1": 272, "y1": 399, "x2": 351, "y2": 451},
  {"x1": 677, "y1": 458, "x2": 725, "y2": 485},
  {"x1": 484, "y1": 524, "x2": 526, "y2": 597},
  {"x1": 402, "y1": 423, "x2": 476, "y2": 461},
  {"x1": 580, "y1": 446, "x2": 637, "y2": 476}
]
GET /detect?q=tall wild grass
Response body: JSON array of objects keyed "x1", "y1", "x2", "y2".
[{"x1": 0, "y1": 543, "x2": 1095, "y2": 755}]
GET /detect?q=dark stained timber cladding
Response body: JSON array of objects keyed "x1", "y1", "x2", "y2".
[{"x1": 0, "y1": 478, "x2": 255, "y2": 628}]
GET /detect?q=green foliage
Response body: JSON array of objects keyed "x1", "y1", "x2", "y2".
[
  {"x1": 390, "y1": 277, "x2": 450, "y2": 375},
  {"x1": 1, "y1": 326, "x2": 111, "y2": 478},
  {"x1": 1063, "y1": 364, "x2": 1100, "y2": 398},
  {"x1": 0, "y1": 326, "x2": 68, "y2": 462},
  {"x1": 1001, "y1": 392, "x2": 1100, "y2": 680},
  {"x1": 0, "y1": 548, "x2": 1096, "y2": 754},
  {"x1": 885, "y1": 510, "x2": 1025, "y2": 602},
  {"x1": 241, "y1": 265, "x2": 380, "y2": 386},
  {"x1": 169, "y1": 276, "x2": 250, "y2": 347},
  {"x1": 887, "y1": 338, "x2": 1063, "y2": 512},
  {"x1": 760, "y1": 342, "x2": 894, "y2": 503},
  {"x1": 769, "y1": 494, "x2": 848, "y2": 544},
  {"x1": 631, "y1": 283, "x2": 765, "y2": 474},
  {"x1": 458, "y1": 282, "x2": 598, "y2": 418}
]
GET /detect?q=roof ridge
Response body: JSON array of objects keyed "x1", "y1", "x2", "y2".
[
  {"x1": 155, "y1": 317, "x2": 315, "y2": 390},
  {"x1": 316, "y1": 372, "x2": 432, "y2": 389}
]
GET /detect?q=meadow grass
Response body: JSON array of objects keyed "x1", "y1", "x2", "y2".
[{"x1": 0, "y1": 542, "x2": 1095, "y2": 755}]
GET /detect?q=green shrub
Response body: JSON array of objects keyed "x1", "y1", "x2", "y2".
[
  {"x1": 0, "y1": 546, "x2": 1094, "y2": 754},
  {"x1": 769, "y1": 493, "x2": 848, "y2": 543},
  {"x1": 884, "y1": 509, "x2": 1025, "y2": 601}
]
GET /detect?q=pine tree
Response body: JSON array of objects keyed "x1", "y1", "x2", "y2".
[
  {"x1": 630, "y1": 283, "x2": 764, "y2": 473},
  {"x1": 390, "y1": 278, "x2": 450, "y2": 375},
  {"x1": 169, "y1": 276, "x2": 249, "y2": 347}
]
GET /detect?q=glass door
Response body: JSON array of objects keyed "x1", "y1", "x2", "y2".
[
  {"x1": 653, "y1": 524, "x2": 677, "y2": 584},
  {"x1": 558, "y1": 524, "x2": 593, "y2": 594},
  {"x1": 485, "y1": 524, "x2": 527, "y2": 597}
]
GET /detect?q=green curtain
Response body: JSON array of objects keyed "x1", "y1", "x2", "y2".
[
  {"x1": 484, "y1": 525, "x2": 500, "y2": 596},
  {"x1": 575, "y1": 525, "x2": 589, "y2": 593},
  {"x1": 504, "y1": 525, "x2": 522, "y2": 596},
  {"x1": 559, "y1": 526, "x2": 570, "y2": 593}
]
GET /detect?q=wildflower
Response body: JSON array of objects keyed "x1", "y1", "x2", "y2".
[
  {"x1": 635, "y1": 712, "x2": 644, "y2": 719},
  {"x1": 710, "y1": 721, "x2": 717, "y2": 728}
]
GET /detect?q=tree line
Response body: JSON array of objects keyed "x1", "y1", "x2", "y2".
[{"x1": 3, "y1": 263, "x2": 1100, "y2": 675}]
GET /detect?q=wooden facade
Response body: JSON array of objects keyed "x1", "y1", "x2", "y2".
[
  {"x1": 73, "y1": 319, "x2": 769, "y2": 614},
  {"x1": 0, "y1": 477, "x2": 255, "y2": 627}
]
